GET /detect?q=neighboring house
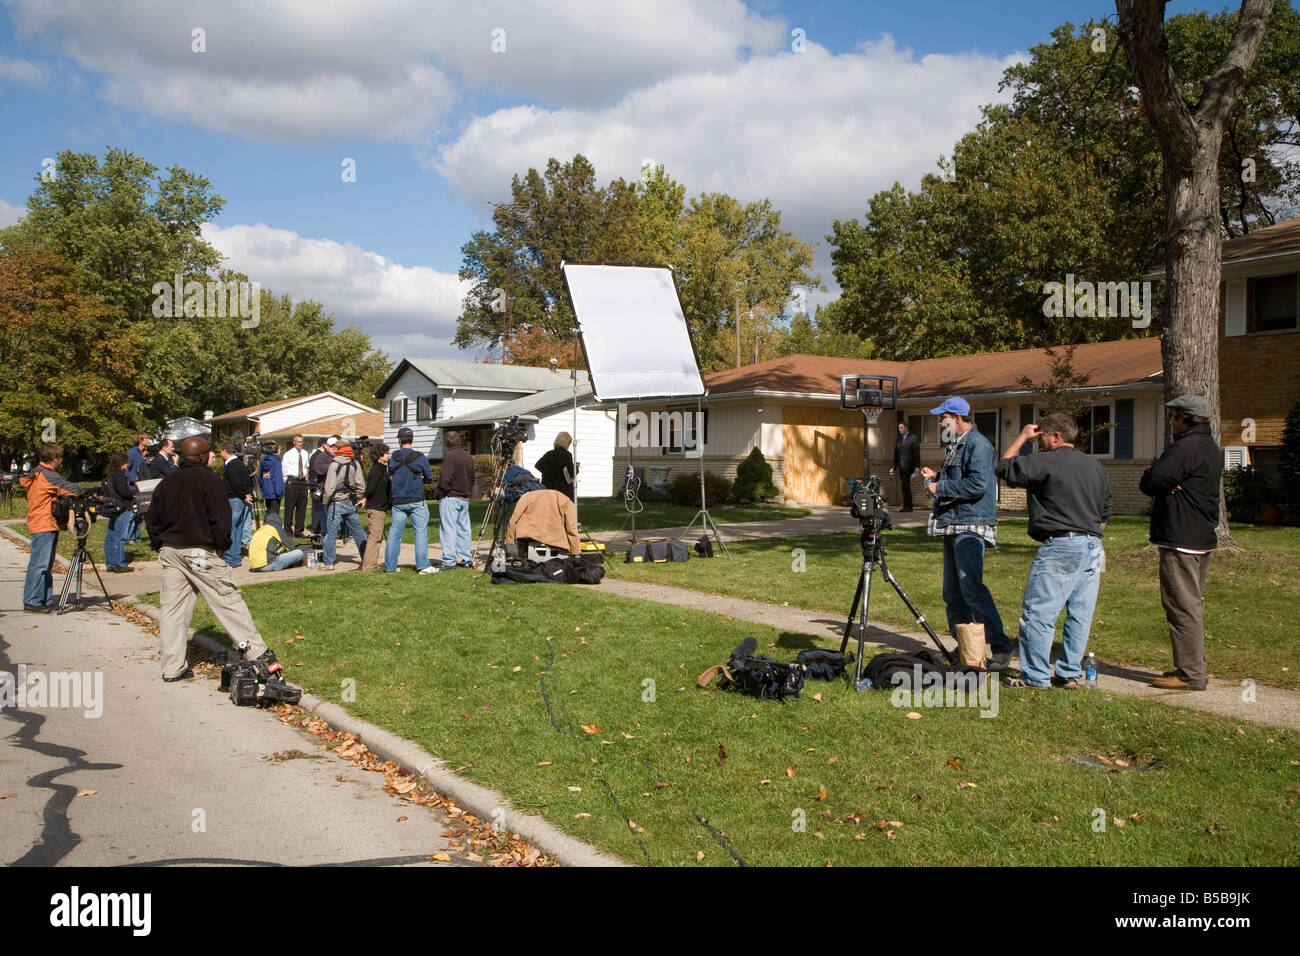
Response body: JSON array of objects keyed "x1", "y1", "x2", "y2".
[
  {"x1": 1216, "y1": 217, "x2": 1300, "y2": 484},
  {"x1": 622, "y1": 338, "x2": 1167, "y2": 511},
  {"x1": 373, "y1": 360, "x2": 615, "y2": 497},
  {"x1": 210, "y1": 392, "x2": 382, "y2": 447}
]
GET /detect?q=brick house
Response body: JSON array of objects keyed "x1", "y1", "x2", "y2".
[{"x1": 619, "y1": 338, "x2": 1166, "y2": 511}]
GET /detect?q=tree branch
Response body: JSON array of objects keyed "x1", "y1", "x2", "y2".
[
  {"x1": 1115, "y1": 0, "x2": 1199, "y2": 172},
  {"x1": 1196, "y1": 0, "x2": 1276, "y2": 127}
]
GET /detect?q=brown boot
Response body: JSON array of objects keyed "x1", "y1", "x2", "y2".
[{"x1": 1152, "y1": 675, "x2": 1206, "y2": 691}]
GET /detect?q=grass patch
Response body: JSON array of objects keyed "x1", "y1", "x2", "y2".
[
  {"x1": 142, "y1": 571, "x2": 1300, "y2": 866},
  {"x1": 606, "y1": 517, "x2": 1300, "y2": 690}
]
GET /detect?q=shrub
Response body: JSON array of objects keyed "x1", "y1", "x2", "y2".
[
  {"x1": 732, "y1": 447, "x2": 778, "y2": 503},
  {"x1": 1223, "y1": 466, "x2": 1278, "y2": 523},
  {"x1": 667, "y1": 470, "x2": 732, "y2": 507},
  {"x1": 1280, "y1": 399, "x2": 1300, "y2": 510}
]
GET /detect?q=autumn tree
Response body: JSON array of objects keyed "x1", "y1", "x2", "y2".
[{"x1": 1116, "y1": 0, "x2": 1276, "y2": 548}]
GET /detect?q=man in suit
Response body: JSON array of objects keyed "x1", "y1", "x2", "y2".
[
  {"x1": 890, "y1": 421, "x2": 921, "y2": 512},
  {"x1": 281, "y1": 434, "x2": 312, "y2": 538}
]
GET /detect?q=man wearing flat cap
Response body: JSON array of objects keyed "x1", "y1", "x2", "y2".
[{"x1": 1140, "y1": 395, "x2": 1222, "y2": 691}]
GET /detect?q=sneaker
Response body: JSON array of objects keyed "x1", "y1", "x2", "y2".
[
  {"x1": 320, "y1": 563, "x2": 336, "y2": 570},
  {"x1": 418, "y1": 566, "x2": 440, "y2": 574},
  {"x1": 456, "y1": 560, "x2": 474, "y2": 569},
  {"x1": 1051, "y1": 674, "x2": 1080, "y2": 690},
  {"x1": 986, "y1": 650, "x2": 1013, "y2": 672},
  {"x1": 23, "y1": 603, "x2": 53, "y2": 614},
  {"x1": 163, "y1": 667, "x2": 195, "y2": 682},
  {"x1": 1003, "y1": 676, "x2": 1049, "y2": 689}
]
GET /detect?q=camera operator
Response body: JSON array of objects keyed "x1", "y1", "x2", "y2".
[
  {"x1": 20, "y1": 443, "x2": 83, "y2": 612},
  {"x1": 219, "y1": 441, "x2": 254, "y2": 567},
  {"x1": 918, "y1": 396, "x2": 1014, "y2": 671},
  {"x1": 102, "y1": 452, "x2": 135, "y2": 573},
  {"x1": 384, "y1": 427, "x2": 436, "y2": 573},
  {"x1": 309, "y1": 436, "x2": 338, "y2": 535},
  {"x1": 320, "y1": 440, "x2": 366, "y2": 569},
  {"x1": 145, "y1": 436, "x2": 270, "y2": 682},
  {"x1": 281, "y1": 434, "x2": 311, "y2": 539}
]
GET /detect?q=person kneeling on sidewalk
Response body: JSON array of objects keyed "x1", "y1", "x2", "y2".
[
  {"x1": 145, "y1": 436, "x2": 273, "y2": 682},
  {"x1": 320, "y1": 440, "x2": 366, "y2": 569},
  {"x1": 249, "y1": 512, "x2": 304, "y2": 573},
  {"x1": 995, "y1": 413, "x2": 1110, "y2": 689}
]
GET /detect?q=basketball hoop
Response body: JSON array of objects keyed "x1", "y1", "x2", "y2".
[{"x1": 861, "y1": 405, "x2": 883, "y2": 425}]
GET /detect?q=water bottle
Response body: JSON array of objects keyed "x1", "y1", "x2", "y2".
[{"x1": 1084, "y1": 653, "x2": 1098, "y2": 689}]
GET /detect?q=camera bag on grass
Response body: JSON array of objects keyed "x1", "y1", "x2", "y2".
[
  {"x1": 697, "y1": 637, "x2": 806, "y2": 702},
  {"x1": 491, "y1": 554, "x2": 605, "y2": 586},
  {"x1": 625, "y1": 538, "x2": 690, "y2": 563},
  {"x1": 796, "y1": 649, "x2": 853, "y2": 680},
  {"x1": 861, "y1": 649, "x2": 985, "y2": 690}
]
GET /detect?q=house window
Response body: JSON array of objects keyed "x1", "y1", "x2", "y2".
[
  {"x1": 660, "y1": 409, "x2": 708, "y2": 455},
  {"x1": 389, "y1": 398, "x2": 408, "y2": 425},
  {"x1": 1074, "y1": 403, "x2": 1113, "y2": 457},
  {"x1": 906, "y1": 414, "x2": 937, "y2": 445},
  {"x1": 1253, "y1": 273, "x2": 1298, "y2": 332},
  {"x1": 416, "y1": 394, "x2": 437, "y2": 422}
]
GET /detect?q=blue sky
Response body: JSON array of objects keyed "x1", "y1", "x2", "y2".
[{"x1": 0, "y1": 0, "x2": 1212, "y2": 359}]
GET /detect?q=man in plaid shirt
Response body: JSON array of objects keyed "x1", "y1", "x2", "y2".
[{"x1": 919, "y1": 397, "x2": 1014, "y2": 670}]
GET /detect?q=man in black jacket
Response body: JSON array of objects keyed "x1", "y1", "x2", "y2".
[
  {"x1": 146, "y1": 436, "x2": 270, "y2": 682},
  {"x1": 890, "y1": 421, "x2": 921, "y2": 511},
  {"x1": 219, "y1": 441, "x2": 253, "y2": 567},
  {"x1": 1140, "y1": 395, "x2": 1222, "y2": 691}
]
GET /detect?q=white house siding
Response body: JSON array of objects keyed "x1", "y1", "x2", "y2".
[
  {"x1": 259, "y1": 396, "x2": 372, "y2": 436},
  {"x1": 379, "y1": 365, "x2": 531, "y2": 460},
  {"x1": 527, "y1": 405, "x2": 617, "y2": 498}
]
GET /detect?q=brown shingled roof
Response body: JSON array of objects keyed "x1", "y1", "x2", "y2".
[
  {"x1": 1222, "y1": 216, "x2": 1300, "y2": 263},
  {"x1": 706, "y1": 337, "x2": 1163, "y2": 399}
]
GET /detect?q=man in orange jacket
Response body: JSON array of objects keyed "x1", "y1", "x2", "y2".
[{"x1": 20, "y1": 443, "x2": 83, "y2": 612}]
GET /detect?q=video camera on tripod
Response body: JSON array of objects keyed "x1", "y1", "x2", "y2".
[{"x1": 848, "y1": 474, "x2": 891, "y2": 528}]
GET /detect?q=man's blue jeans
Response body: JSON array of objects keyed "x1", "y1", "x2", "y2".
[
  {"x1": 226, "y1": 499, "x2": 250, "y2": 566},
  {"x1": 941, "y1": 532, "x2": 1012, "y2": 654},
  {"x1": 439, "y1": 496, "x2": 472, "y2": 567},
  {"x1": 104, "y1": 510, "x2": 132, "y2": 568},
  {"x1": 23, "y1": 530, "x2": 58, "y2": 606},
  {"x1": 385, "y1": 501, "x2": 430, "y2": 571},
  {"x1": 253, "y1": 549, "x2": 304, "y2": 573},
  {"x1": 323, "y1": 501, "x2": 365, "y2": 566},
  {"x1": 1016, "y1": 535, "x2": 1102, "y2": 686}
]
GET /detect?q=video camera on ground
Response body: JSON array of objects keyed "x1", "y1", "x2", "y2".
[{"x1": 219, "y1": 646, "x2": 302, "y2": 707}]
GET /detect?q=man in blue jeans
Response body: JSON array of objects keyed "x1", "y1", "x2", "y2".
[
  {"x1": 20, "y1": 443, "x2": 83, "y2": 612},
  {"x1": 996, "y1": 413, "x2": 1111, "y2": 688},
  {"x1": 219, "y1": 442, "x2": 253, "y2": 567},
  {"x1": 919, "y1": 396, "x2": 1014, "y2": 670},
  {"x1": 437, "y1": 429, "x2": 476, "y2": 569},
  {"x1": 384, "y1": 427, "x2": 437, "y2": 573}
]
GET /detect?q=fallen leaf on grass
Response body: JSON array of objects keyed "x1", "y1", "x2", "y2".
[
  {"x1": 466, "y1": 852, "x2": 483, "y2": 862},
  {"x1": 759, "y1": 779, "x2": 772, "y2": 785},
  {"x1": 1130, "y1": 813, "x2": 1144, "y2": 822},
  {"x1": 1112, "y1": 818, "x2": 1126, "y2": 828},
  {"x1": 696, "y1": 851, "x2": 705, "y2": 862},
  {"x1": 906, "y1": 712, "x2": 921, "y2": 720},
  {"x1": 575, "y1": 813, "x2": 591, "y2": 819},
  {"x1": 812, "y1": 693, "x2": 822, "y2": 702},
  {"x1": 1236, "y1": 727, "x2": 1246, "y2": 736},
  {"x1": 581, "y1": 724, "x2": 602, "y2": 734},
  {"x1": 948, "y1": 758, "x2": 964, "y2": 771},
  {"x1": 786, "y1": 766, "x2": 796, "y2": 778},
  {"x1": 537, "y1": 761, "x2": 552, "y2": 766},
  {"x1": 512, "y1": 666, "x2": 522, "y2": 673},
  {"x1": 827, "y1": 757, "x2": 838, "y2": 764},
  {"x1": 817, "y1": 788, "x2": 828, "y2": 801},
  {"x1": 957, "y1": 781, "x2": 977, "y2": 790},
  {"x1": 886, "y1": 830, "x2": 897, "y2": 840},
  {"x1": 718, "y1": 745, "x2": 727, "y2": 764},
  {"x1": 654, "y1": 781, "x2": 674, "y2": 789}
]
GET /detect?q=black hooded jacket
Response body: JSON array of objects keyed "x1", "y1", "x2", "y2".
[{"x1": 1139, "y1": 423, "x2": 1222, "y2": 551}]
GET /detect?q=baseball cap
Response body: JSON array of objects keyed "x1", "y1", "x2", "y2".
[
  {"x1": 929, "y1": 396, "x2": 971, "y2": 417},
  {"x1": 1166, "y1": 395, "x2": 1211, "y2": 418},
  {"x1": 325, "y1": 436, "x2": 338, "y2": 447},
  {"x1": 397, "y1": 426, "x2": 414, "y2": 442}
]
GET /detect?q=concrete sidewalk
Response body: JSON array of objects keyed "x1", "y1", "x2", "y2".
[{"x1": 595, "y1": 578, "x2": 1300, "y2": 730}]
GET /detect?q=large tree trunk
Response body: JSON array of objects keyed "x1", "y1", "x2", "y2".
[{"x1": 1116, "y1": 0, "x2": 1275, "y2": 550}]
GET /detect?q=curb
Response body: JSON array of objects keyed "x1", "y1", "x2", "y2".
[{"x1": 127, "y1": 601, "x2": 628, "y2": 868}]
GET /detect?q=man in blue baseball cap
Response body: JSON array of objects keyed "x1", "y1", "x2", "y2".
[{"x1": 919, "y1": 396, "x2": 1014, "y2": 670}]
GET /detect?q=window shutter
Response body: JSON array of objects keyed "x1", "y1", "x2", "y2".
[
  {"x1": 1225, "y1": 279, "x2": 1246, "y2": 337},
  {"x1": 1223, "y1": 445, "x2": 1249, "y2": 469},
  {"x1": 1114, "y1": 399, "x2": 1134, "y2": 459}
]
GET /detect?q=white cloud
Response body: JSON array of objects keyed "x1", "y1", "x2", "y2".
[
  {"x1": 5, "y1": 0, "x2": 784, "y2": 141},
  {"x1": 204, "y1": 222, "x2": 470, "y2": 359},
  {"x1": 0, "y1": 196, "x2": 25, "y2": 228},
  {"x1": 435, "y1": 37, "x2": 1021, "y2": 253},
  {"x1": 0, "y1": 55, "x2": 49, "y2": 86}
]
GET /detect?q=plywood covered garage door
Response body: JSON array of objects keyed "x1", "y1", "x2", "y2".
[{"x1": 782, "y1": 407, "x2": 866, "y2": 504}]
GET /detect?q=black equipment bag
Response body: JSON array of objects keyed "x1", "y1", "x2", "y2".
[
  {"x1": 724, "y1": 637, "x2": 805, "y2": 701},
  {"x1": 491, "y1": 566, "x2": 550, "y2": 585},
  {"x1": 561, "y1": 554, "x2": 605, "y2": 584},
  {"x1": 625, "y1": 538, "x2": 690, "y2": 564},
  {"x1": 490, "y1": 555, "x2": 604, "y2": 585},
  {"x1": 862, "y1": 649, "x2": 976, "y2": 690},
  {"x1": 694, "y1": 535, "x2": 714, "y2": 558},
  {"x1": 796, "y1": 649, "x2": 853, "y2": 681}
]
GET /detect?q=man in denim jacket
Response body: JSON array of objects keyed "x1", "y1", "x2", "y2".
[{"x1": 919, "y1": 397, "x2": 1014, "y2": 670}]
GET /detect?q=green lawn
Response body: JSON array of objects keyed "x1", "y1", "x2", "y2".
[
  {"x1": 143, "y1": 571, "x2": 1300, "y2": 867},
  {"x1": 606, "y1": 517, "x2": 1300, "y2": 690}
]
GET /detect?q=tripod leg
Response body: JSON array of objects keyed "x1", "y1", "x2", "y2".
[
  {"x1": 85, "y1": 549, "x2": 112, "y2": 605},
  {"x1": 854, "y1": 559, "x2": 876, "y2": 683},
  {"x1": 840, "y1": 568, "x2": 864, "y2": 655},
  {"x1": 879, "y1": 556, "x2": 958, "y2": 665},
  {"x1": 56, "y1": 552, "x2": 78, "y2": 614},
  {"x1": 700, "y1": 508, "x2": 731, "y2": 559}
]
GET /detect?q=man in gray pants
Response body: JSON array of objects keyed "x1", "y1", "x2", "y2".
[
  {"x1": 146, "y1": 436, "x2": 269, "y2": 682},
  {"x1": 1140, "y1": 395, "x2": 1222, "y2": 691}
]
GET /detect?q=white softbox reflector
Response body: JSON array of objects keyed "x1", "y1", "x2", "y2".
[{"x1": 562, "y1": 263, "x2": 706, "y2": 403}]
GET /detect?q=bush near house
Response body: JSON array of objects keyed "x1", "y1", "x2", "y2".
[
  {"x1": 1224, "y1": 466, "x2": 1279, "y2": 523},
  {"x1": 732, "y1": 448, "x2": 778, "y2": 503},
  {"x1": 667, "y1": 471, "x2": 732, "y2": 507}
]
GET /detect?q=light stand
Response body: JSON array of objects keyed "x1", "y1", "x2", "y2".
[{"x1": 680, "y1": 398, "x2": 730, "y2": 558}]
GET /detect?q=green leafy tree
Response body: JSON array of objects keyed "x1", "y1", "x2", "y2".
[{"x1": 0, "y1": 248, "x2": 151, "y2": 465}]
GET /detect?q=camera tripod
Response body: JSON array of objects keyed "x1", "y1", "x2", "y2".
[
  {"x1": 839, "y1": 499, "x2": 956, "y2": 683},
  {"x1": 57, "y1": 525, "x2": 113, "y2": 615}
]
